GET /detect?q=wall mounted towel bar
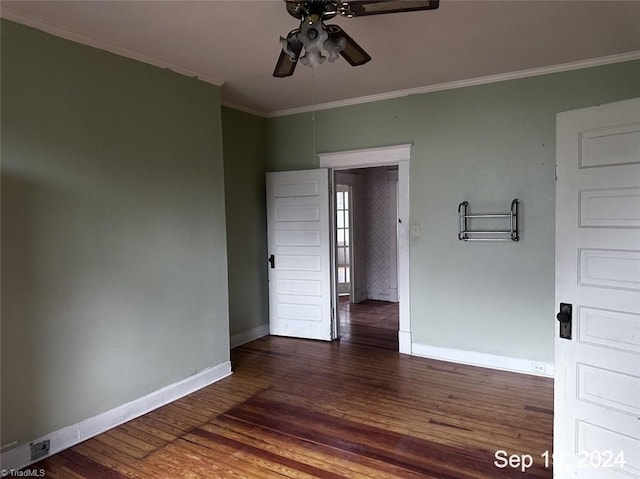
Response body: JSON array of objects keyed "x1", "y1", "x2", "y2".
[{"x1": 458, "y1": 199, "x2": 520, "y2": 242}]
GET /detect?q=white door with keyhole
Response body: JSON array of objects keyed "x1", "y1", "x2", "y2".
[
  {"x1": 555, "y1": 98, "x2": 640, "y2": 478},
  {"x1": 266, "y1": 169, "x2": 333, "y2": 341}
]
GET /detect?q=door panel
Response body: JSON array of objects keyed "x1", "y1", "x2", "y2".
[
  {"x1": 266, "y1": 169, "x2": 333, "y2": 341},
  {"x1": 555, "y1": 98, "x2": 640, "y2": 478}
]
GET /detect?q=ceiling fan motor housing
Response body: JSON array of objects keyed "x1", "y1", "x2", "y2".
[{"x1": 286, "y1": 0, "x2": 340, "y2": 20}]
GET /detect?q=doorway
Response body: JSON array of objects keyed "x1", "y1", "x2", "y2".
[
  {"x1": 319, "y1": 144, "x2": 411, "y2": 353},
  {"x1": 334, "y1": 166, "x2": 400, "y2": 350}
]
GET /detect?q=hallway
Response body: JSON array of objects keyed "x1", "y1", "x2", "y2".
[{"x1": 338, "y1": 297, "x2": 399, "y2": 351}]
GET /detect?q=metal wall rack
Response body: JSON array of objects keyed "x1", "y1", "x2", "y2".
[{"x1": 458, "y1": 199, "x2": 520, "y2": 242}]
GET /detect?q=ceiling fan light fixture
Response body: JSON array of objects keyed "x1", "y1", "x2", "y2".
[
  {"x1": 275, "y1": 0, "x2": 438, "y2": 77},
  {"x1": 299, "y1": 49, "x2": 327, "y2": 68},
  {"x1": 294, "y1": 19, "x2": 332, "y2": 68},
  {"x1": 324, "y1": 36, "x2": 346, "y2": 62},
  {"x1": 280, "y1": 35, "x2": 300, "y2": 61},
  {"x1": 299, "y1": 19, "x2": 328, "y2": 50}
]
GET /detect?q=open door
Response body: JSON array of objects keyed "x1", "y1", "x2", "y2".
[
  {"x1": 555, "y1": 98, "x2": 640, "y2": 477},
  {"x1": 266, "y1": 169, "x2": 333, "y2": 341}
]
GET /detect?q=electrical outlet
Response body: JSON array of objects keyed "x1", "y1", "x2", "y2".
[
  {"x1": 30, "y1": 439, "x2": 50, "y2": 461},
  {"x1": 531, "y1": 363, "x2": 546, "y2": 374}
]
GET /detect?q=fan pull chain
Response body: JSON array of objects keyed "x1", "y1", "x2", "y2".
[{"x1": 311, "y1": 67, "x2": 317, "y2": 163}]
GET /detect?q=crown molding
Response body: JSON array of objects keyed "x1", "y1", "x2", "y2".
[
  {"x1": 221, "y1": 101, "x2": 268, "y2": 118},
  {"x1": 0, "y1": 7, "x2": 225, "y2": 87},
  {"x1": 266, "y1": 51, "x2": 640, "y2": 118},
  {"x1": 3, "y1": 7, "x2": 637, "y2": 117}
]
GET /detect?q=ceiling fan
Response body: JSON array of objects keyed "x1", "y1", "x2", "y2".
[{"x1": 273, "y1": 0, "x2": 440, "y2": 77}]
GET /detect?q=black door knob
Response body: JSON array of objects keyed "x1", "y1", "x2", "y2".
[{"x1": 557, "y1": 303, "x2": 572, "y2": 340}]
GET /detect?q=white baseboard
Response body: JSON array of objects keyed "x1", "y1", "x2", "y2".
[
  {"x1": 230, "y1": 323, "x2": 269, "y2": 348},
  {"x1": 365, "y1": 292, "x2": 399, "y2": 302},
  {"x1": 411, "y1": 343, "x2": 555, "y2": 378},
  {"x1": 0, "y1": 360, "x2": 232, "y2": 474},
  {"x1": 398, "y1": 330, "x2": 412, "y2": 355}
]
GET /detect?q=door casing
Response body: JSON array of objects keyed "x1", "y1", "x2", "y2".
[{"x1": 319, "y1": 144, "x2": 412, "y2": 353}]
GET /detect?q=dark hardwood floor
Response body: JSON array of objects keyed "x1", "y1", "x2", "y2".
[
  {"x1": 31, "y1": 303, "x2": 553, "y2": 478},
  {"x1": 338, "y1": 297, "x2": 399, "y2": 351}
]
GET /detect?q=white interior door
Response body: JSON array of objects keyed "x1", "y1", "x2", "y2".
[
  {"x1": 266, "y1": 169, "x2": 333, "y2": 341},
  {"x1": 555, "y1": 98, "x2": 640, "y2": 478}
]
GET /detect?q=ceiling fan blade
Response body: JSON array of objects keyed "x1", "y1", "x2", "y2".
[
  {"x1": 273, "y1": 30, "x2": 303, "y2": 78},
  {"x1": 326, "y1": 25, "x2": 371, "y2": 67},
  {"x1": 273, "y1": 50, "x2": 298, "y2": 78},
  {"x1": 343, "y1": 0, "x2": 439, "y2": 17}
]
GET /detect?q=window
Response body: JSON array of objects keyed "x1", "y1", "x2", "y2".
[{"x1": 336, "y1": 185, "x2": 351, "y2": 293}]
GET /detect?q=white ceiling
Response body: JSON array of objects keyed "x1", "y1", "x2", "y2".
[{"x1": 2, "y1": 1, "x2": 639, "y2": 116}]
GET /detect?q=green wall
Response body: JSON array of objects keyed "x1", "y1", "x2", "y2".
[
  {"x1": 1, "y1": 20, "x2": 229, "y2": 446},
  {"x1": 267, "y1": 61, "x2": 640, "y2": 364},
  {"x1": 222, "y1": 107, "x2": 269, "y2": 339},
  {"x1": 2, "y1": 12, "x2": 638, "y2": 453}
]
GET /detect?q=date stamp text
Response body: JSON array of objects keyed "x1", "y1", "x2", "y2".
[{"x1": 493, "y1": 449, "x2": 626, "y2": 473}]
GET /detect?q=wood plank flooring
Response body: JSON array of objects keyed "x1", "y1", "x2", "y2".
[
  {"x1": 31, "y1": 302, "x2": 553, "y2": 478},
  {"x1": 338, "y1": 297, "x2": 399, "y2": 351}
]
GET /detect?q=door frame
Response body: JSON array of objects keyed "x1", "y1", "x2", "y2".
[{"x1": 319, "y1": 144, "x2": 412, "y2": 354}]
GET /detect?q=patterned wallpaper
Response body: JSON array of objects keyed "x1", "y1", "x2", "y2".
[{"x1": 347, "y1": 167, "x2": 398, "y2": 302}]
